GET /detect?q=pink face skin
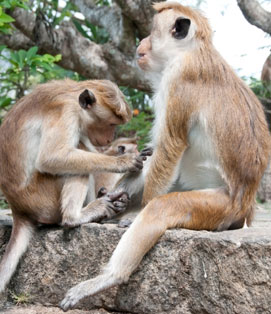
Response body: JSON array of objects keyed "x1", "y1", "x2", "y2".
[{"x1": 88, "y1": 124, "x2": 116, "y2": 147}]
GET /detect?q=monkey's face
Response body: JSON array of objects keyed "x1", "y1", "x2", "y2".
[
  {"x1": 137, "y1": 9, "x2": 196, "y2": 73},
  {"x1": 78, "y1": 88, "x2": 125, "y2": 146},
  {"x1": 87, "y1": 123, "x2": 117, "y2": 147}
]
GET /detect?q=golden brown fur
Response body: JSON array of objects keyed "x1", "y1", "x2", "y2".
[
  {"x1": 60, "y1": 3, "x2": 270, "y2": 309},
  {"x1": 0, "y1": 78, "x2": 143, "y2": 293}
]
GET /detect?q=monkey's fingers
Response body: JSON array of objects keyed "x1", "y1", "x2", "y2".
[
  {"x1": 131, "y1": 156, "x2": 143, "y2": 171},
  {"x1": 107, "y1": 190, "x2": 130, "y2": 202},
  {"x1": 97, "y1": 187, "x2": 108, "y2": 198},
  {"x1": 140, "y1": 147, "x2": 153, "y2": 157}
]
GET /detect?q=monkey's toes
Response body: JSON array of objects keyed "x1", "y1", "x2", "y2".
[
  {"x1": 60, "y1": 285, "x2": 84, "y2": 311},
  {"x1": 97, "y1": 186, "x2": 108, "y2": 198},
  {"x1": 107, "y1": 191, "x2": 130, "y2": 202}
]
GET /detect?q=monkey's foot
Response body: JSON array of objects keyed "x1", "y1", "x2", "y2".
[
  {"x1": 60, "y1": 274, "x2": 122, "y2": 311},
  {"x1": 82, "y1": 191, "x2": 130, "y2": 224},
  {"x1": 104, "y1": 190, "x2": 130, "y2": 216},
  {"x1": 118, "y1": 218, "x2": 132, "y2": 228},
  {"x1": 60, "y1": 281, "x2": 89, "y2": 311}
]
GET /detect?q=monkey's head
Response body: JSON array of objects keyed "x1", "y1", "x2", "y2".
[
  {"x1": 101, "y1": 137, "x2": 139, "y2": 156},
  {"x1": 136, "y1": 2, "x2": 212, "y2": 73},
  {"x1": 78, "y1": 80, "x2": 132, "y2": 147}
]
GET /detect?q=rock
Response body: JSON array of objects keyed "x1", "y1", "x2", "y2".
[
  {"x1": 0, "y1": 209, "x2": 12, "y2": 226},
  {"x1": 1, "y1": 305, "x2": 111, "y2": 314},
  {"x1": 257, "y1": 161, "x2": 271, "y2": 202},
  {"x1": 0, "y1": 217, "x2": 271, "y2": 314}
]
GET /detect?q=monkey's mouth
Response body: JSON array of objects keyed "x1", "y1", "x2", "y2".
[
  {"x1": 137, "y1": 53, "x2": 146, "y2": 62},
  {"x1": 137, "y1": 53, "x2": 148, "y2": 68}
]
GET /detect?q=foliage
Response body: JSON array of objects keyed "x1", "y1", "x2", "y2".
[
  {"x1": 35, "y1": 0, "x2": 75, "y2": 27},
  {"x1": 121, "y1": 87, "x2": 150, "y2": 111},
  {"x1": 0, "y1": 0, "x2": 152, "y2": 146},
  {"x1": 0, "y1": 198, "x2": 9, "y2": 209},
  {"x1": 10, "y1": 290, "x2": 31, "y2": 305},
  {"x1": 0, "y1": 45, "x2": 62, "y2": 111},
  {"x1": 250, "y1": 77, "x2": 271, "y2": 101},
  {"x1": 118, "y1": 111, "x2": 153, "y2": 150},
  {"x1": 72, "y1": 19, "x2": 109, "y2": 44},
  {"x1": 0, "y1": 0, "x2": 28, "y2": 34}
]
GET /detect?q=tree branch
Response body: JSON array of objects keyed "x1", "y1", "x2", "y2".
[
  {"x1": 7, "y1": 7, "x2": 150, "y2": 91},
  {"x1": 237, "y1": 0, "x2": 271, "y2": 35},
  {"x1": 71, "y1": 0, "x2": 136, "y2": 54},
  {"x1": 0, "y1": 29, "x2": 34, "y2": 50},
  {"x1": 114, "y1": 0, "x2": 164, "y2": 39}
]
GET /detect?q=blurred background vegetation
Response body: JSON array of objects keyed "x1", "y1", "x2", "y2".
[
  {"x1": 0, "y1": 0, "x2": 270, "y2": 151},
  {"x1": 0, "y1": 0, "x2": 270, "y2": 208}
]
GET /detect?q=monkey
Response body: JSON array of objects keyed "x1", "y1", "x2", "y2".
[
  {"x1": 98, "y1": 136, "x2": 139, "y2": 155},
  {"x1": 60, "y1": 2, "x2": 271, "y2": 310},
  {"x1": 94, "y1": 137, "x2": 139, "y2": 197},
  {"x1": 0, "y1": 78, "x2": 148, "y2": 293},
  {"x1": 261, "y1": 53, "x2": 271, "y2": 83}
]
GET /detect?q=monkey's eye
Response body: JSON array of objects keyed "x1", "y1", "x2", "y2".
[{"x1": 118, "y1": 146, "x2": 125, "y2": 154}]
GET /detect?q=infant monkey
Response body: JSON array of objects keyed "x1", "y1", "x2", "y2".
[
  {"x1": 0, "y1": 79, "x2": 147, "y2": 293},
  {"x1": 95, "y1": 137, "x2": 139, "y2": 197}
]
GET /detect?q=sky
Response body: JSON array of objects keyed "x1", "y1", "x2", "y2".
[
  {"x1": 70, "y1": 0, "x2": 271, "y2": 80},
  {"x1": 181, "y1": 0, "x2": 271, "y2": 80}
]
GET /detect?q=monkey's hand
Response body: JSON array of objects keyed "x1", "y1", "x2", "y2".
[
  {"x1": 116, "y1": 153, "x2": 144, "y2": 172},
  {"x1": 140, "y1": 146, "x2": 153, "y2": 158}
]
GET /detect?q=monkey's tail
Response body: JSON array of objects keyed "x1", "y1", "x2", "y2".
[{"x1": 0, "y1": 214, "x2": 34, "y2": 293}]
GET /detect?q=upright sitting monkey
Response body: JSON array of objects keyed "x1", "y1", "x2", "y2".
[
  {"x1": 0, "y1": 79, "x2": 146, "y2": 293},
  {"x1": 61, "y1": 2, "x2": 270, "y2": 310}
]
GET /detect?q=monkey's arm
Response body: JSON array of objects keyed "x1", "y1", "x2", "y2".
[
  {"x1": 112, "y1": 148, "x2": 154, "y2": 204},
  {"x1": 36, "y1": 120, "x2": 142, "y2": 175},
  {"x1": 142, "y1": 137, "x2": 186, "y2": 205}
]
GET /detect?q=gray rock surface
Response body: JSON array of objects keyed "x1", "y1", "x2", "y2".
[
  {"x1": 1, "y1": 305, "x2": 110, "y2": 314},
  {"x1": 0, "y1": 211, "x2": 271, "y2": 314}
]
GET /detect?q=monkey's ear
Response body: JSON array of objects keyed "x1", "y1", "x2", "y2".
[
  {"x1": 172, "y1": 18, "x2": 191, "y2": 40},
  {"x1": 79, "y1": 89, "x2": 96, "y2": 109}
]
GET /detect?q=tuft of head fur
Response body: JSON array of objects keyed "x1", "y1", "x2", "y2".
[{"x1": 153, "y1": 1, "x2": 212, "y2": 42}]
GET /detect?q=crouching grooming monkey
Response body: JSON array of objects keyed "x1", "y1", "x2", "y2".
[
  {"x1": 0, "y1": 78, "x2": 148, "y2": 293},
  {"x1": 61, "y1": 2, "x2": 270, "y2": 310}
]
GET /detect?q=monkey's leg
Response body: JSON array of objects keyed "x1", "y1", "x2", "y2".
[
  {"x1": 61, "y1": 175, "x2": 130, "y2": 227},
  {"x1": 61, "y1": 175, "x2": 90, "y2": 227},
  {"x1": 61, "y1": 188, "x2": 239, "y2": 310}
]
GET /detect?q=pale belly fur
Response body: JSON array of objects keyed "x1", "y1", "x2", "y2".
[{"x1": 171, "y1": 122, "x2": 226, "y2": 192}]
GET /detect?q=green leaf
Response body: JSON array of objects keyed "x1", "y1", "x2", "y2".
[
  {"x1": 0, "y1": 97, "x2": 12, "y2": 108},
  {"x1": 26, "y1": 46, "x2": 38, "y2": 62},
  {"x1": 0, "y1": 12, "x2": 15, "y2": 23},
  {"x1": 54, "y1": 54, "x2": 61, "y2": 62},
  {"x1": 18, "y1": 49, "x2": 26, "y2": 68},
  {"x1": 72, "y1": 19, "x2": 92, "y2": 40},
  {"x1": 0, "y1": 45, "x2": 6, "y2": 53},
  {"x1": 10, "y1": 51, "x2": 20, "y2": 65}
]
